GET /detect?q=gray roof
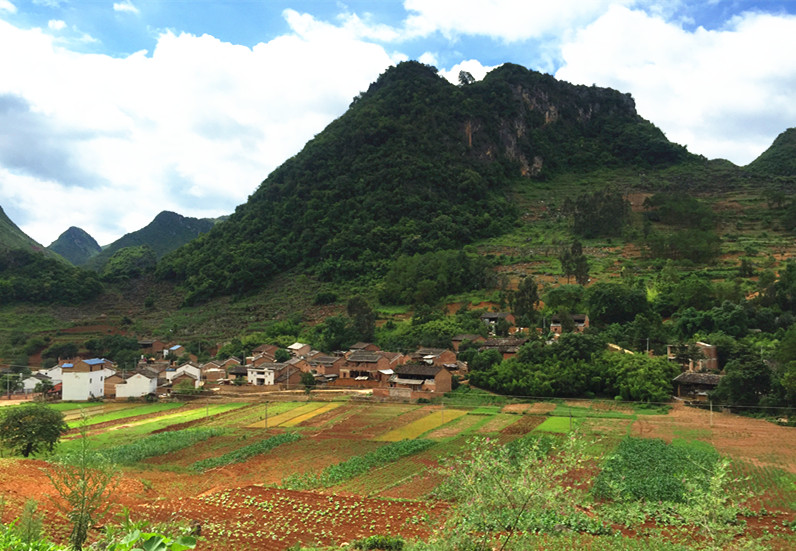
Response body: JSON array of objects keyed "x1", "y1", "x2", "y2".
[
  {"x1": 347, "y1": 351, "x2": 381, "y2": 363},
  {"x1": 395, "y1": 364, "x2": 444, "y2": 378},
  {"x1": 673, "y1": 372, "x2": 723, "y2": 385}
]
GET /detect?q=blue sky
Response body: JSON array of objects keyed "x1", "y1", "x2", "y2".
[{"x1": 1, "y1": 1, "x2": 795, "y2": 245}]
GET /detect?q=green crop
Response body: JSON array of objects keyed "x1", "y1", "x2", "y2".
[{"x1": 190, "y1": 432, "x2": 301, "y2": 471}]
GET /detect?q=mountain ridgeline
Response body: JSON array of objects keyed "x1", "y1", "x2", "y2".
[
  {"x1": 82, "y1": 211, "x2": 217, "y2": 272},
  {"x1": 157, "y1": 62, "x2": 693, "y2": 303},
  {"x1": 47, "y1": 226, "x2": 101, "y2": 266}
]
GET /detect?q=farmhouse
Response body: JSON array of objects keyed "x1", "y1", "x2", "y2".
[
  {"x1": 481, "y1": 312, "x2": 515, "y2": 333},
  {"x1": 479, "y1": 337, "x2": 528, "y2": 359},
  {"x1": 61, "y1": 358, "x2": 115, "y2": 401},
  {"x1": 115, "y1": 372, "x2": 157, "y2": 399},
  {"x1": 411, "y1": 348, "x2": 457, "y2": 366},
  {"x1": 550, "y1": 314, "x2": 590, "y2": 334},
  {"x1": 673, "y1": 372, "x2": 723, "y2": 401},
  {"x1": 391, "y1": 364, "x2": 453, "y2": 394},
  {"x1": 247, "y1": 363, "x2": 278, "y2": 386},
  {"x1": 451, "y1": 334, "x2": 486, "y2": 352}
]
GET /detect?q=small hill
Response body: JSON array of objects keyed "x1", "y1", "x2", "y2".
[
  {"x1": 84, "y1": 211, "x2": 217, "y2": 272},
  {"x1": 48, "y1": 226, "x2": 102, "y2": 265},
  {"x1": 0, "y1": 205, "x2": 49, "y2": 254},
  {"x1": 746, "y1": 128, "x2": 796, "y2": 176},
  {"x1": 158, "y1": 61, "x2": 693, "y2": 304}
]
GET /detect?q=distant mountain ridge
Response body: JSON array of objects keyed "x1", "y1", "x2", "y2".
[
  {"x1": 0, "y1": 205, "x2": 53, "y2": 255},
  {"x1": 83, "y1": 211, "x2": 218, "y2": 271},
  {"x1": 47, "y1": 226, "x2": 102, "y2": 265},
  {"x1": 747, "y1": 128, "x2": 796, "y2": 176},
  {"x1": 158, "y1": 61, "x2": 695, "y2": 303}
]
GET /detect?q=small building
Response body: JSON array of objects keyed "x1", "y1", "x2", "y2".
[
  {"x1": 164, "y1": 344, "x2": 186, "y2": 358},
  {"x1": 391, "y1": 364, "x2": 453, "y2": 394},
  {"x1": 247, "y1": 364, "x2": 276, "y2": 386},
  {"x1": 673, "y1": 372, "x2": 723, "y2": 401},
  {"x1": 227, "y1": 364, "x2": 249, "y2": 382},
  {"x1": 411, "y1": 348, "x2": 457, "y2": 366},
  {"x1": 480, "y1": 312, "x2": 515, "y2": 333},
  {"x1": 287, "y1": 342, "x2": 311, "y2": 357},
  {"x1": 479, "y1": 337, "x2": 528, "y2": 359},
  {"x1": 451, "y1": 334, "x2": 486, "y2": 352},
  {"x1": 116, "y1": 372, "x2": 157, "y2": 399},
  {"x1": 61, "y1": 358, "x2": 114, "y2": 401},
  {"x1": 550, "y1": 314, "x2": 589, "y2": 335},
  {"x1": 349, "y1": 342, "x2": 380, "y2": 352}
]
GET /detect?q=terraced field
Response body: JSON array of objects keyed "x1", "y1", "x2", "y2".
[{"x1": 0, "y1": 397, "x2": 793, "y2": 550}]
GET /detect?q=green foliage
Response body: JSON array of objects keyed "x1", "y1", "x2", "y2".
[
  {"x1": 313, "y1": 291, "x2": 338, "y2": 305},
  {"x1": 282, "y1": 439, "x2": 434, "y2": 490},
  {"x1": 347, "y1": 295, "x2": 376, "y2": 341},
  {"x1": 587, "y1": 282, "x2": 649, "y2": 326},
  {"x1": 353, "y1": 535, "x2": 404, "y2": 551},
  {"x1": 643, "y1": 193, "x2": 716, "y2": 230},
  {"x1": 46, "y1": 421, "x2": 119, "y2": 550},
  {"x1": 509, "y1": 275, "x2": 540, "y2": 324},
  {"x1": 746, "y1": 127, "x2": 796, "y2": 176},
  {"x1": 0, "y1": 249, "x2": 102, "y2": 305},
  {"x1": 379, "y1": 250, "x2": 495, "y2": 306},
  {"x1": 0, "y1": 521, "x2": 67, "y2": 550},
  {"x1": 433, "y1": 434, "x2": 610, "y2": 550},
  {"x1": 563, "y1": 188, "x2": 629, "y2": 238},
  {"x1": 84, "y1": 335, "x2": 140, "y2": 365},
  {"x1": 190, "y1": 432, "x2": 300, "y2": 472},
  {"x1": 645, "y1": 228, "x2": 721, "y2": 263},
  {"x1": 0, "y1": 403, "x2": 68, "y2": 457},
  {"x1": 101, "y1": 530, "x2": 197, "y2": 551},
  {"x1": 594, "y1": 437, "x2": 720, "y2": 503},
  {"x1": 100, "y1": 245, "x2": 157, "y2": 281},
  {"x1": 89, "y1": 428, "x2": 224, "y2": 465},
  {"x1": 47, "y1": 227, "x2": 101, "y2": 266}
]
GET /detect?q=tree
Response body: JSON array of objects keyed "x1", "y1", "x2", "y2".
[
  {"x1": 46, "y1": 419, "x2": 119, "y2": 550},
  {"x1": 458, "y1": 70, "x2": 475, "y2": 85},
  {"x1": 300, "y1": 371, "x2": 316, "y2": 398},
  {"x1": 511, "y1": 275, "x2": 540, "y2": 325},
  {"x1": 274, "y1": 348, "x2": 291, "y2": 362},
  {"x1": 347, "y1": 295, "x2": 376, "y2": 342},
  {"x1": 0, "y1": 403, "x2": 68, "y2": 457},
  {"x1": 559, "y1": 240, "x2": 589, "y2": 285}
]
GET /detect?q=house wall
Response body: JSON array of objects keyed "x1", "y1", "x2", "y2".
[
  {"x1": 62, "y1": 371, "x2": 105, "y2": 401},
  {"x1": 116, "y1": 375, "x2": 157, "y2": 398},
  {"x1": 247, "y1": 369, "x2": 275, "y2": 386}
]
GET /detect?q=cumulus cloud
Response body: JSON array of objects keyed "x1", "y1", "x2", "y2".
[
  {"x1": 438, "y1": 59, "x2": 495, "y2": 84},
  {"x1": 47, "y1": 19, "x2": 66, "y2": 30},
  {"x1": 0, "y1": 13, "x2": 398, "y2": 244},
  {"x1": 0, "y1": 0, "x2": 15, "y2": 13},
  {"x1": 113, "y1": 1, "x2": 139, "y2": 15},
  {"x1": 402, "y1": 0, "x2": 635, "y2": 41},
  {"x1": 556, "y1": 6, "x2": 796, "y2": 164}
]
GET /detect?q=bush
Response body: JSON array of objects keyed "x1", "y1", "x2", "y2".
[{"x1": 353, "y1": 535, "x2": 404, "y2": 551}]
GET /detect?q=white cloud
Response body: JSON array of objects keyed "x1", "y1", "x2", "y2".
[
  {"x1": 113, "y1": 1, "x2": 139, "y2": 15},
  {"x1": 402, "y1": 0, "x2": 636, "y2": 41},
  {"x1": 47, "y1": 19, "x2": 66, "y2": 31},
  {"x1": 439, "y1": 59, "x2": 495, "y2": 84},
  {"x1": 0, "y1": 0, "x2": 16, "y2": 14},
  {"x1": 0, "y1": 13, "x2": 398, "y2": 245},
  {"x1": 556, "y1": 6, "x2": 796, "y2": 164}
]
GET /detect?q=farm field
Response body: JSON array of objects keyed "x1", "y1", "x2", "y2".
[{"x1": 0, "y1": 397, "x2": 793, "y2": 550}]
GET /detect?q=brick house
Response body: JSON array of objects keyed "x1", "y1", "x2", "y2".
[{"x1": 391, "y1": 364, "x2": 453, "y2": 394}]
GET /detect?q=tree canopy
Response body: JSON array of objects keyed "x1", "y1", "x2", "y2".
[{"x1": 0, "y1": 403, "x2": 69, "y2": 457}]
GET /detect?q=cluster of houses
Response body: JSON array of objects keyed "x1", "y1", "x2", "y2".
[
  {"x1": 13, "y1": 309, "x2": 724, "y2": 404},
  {"x1": 14, "y1": 311, "x2": 540, "y2": 402}
]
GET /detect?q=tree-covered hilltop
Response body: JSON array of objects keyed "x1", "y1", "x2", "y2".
[
  {"x1": 84, "y1": 211, "x2": 217, "y2": 272},
  {"x1": 746, "y1": 127, "x2": 796, "y2": 176},
  {"x1": 47, "y1": 226, "x2": 101, "y2": 266},
  {"x1": 0, "y1": 248, "x2": 102, "y2": 304},
  {"x1": 158, "y1": 62, "x2": 692, "y2": 303}
]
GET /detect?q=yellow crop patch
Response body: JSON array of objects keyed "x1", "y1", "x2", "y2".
[
  {"x1": 280, "y1": 402, "x2": 342, "y2": 427},
  {"x1": 375, "y1": 409, "x2": 467, "y2": 441}
]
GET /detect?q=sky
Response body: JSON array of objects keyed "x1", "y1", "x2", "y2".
[{"x1": 1, "y1": 1, "x2": 795, "y2": 246}]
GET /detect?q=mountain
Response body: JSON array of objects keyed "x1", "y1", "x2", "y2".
[
  {"x1": 157, "y1": 61, "x2": 695, "y2": 304},
  {"x1": 47, "y1": 226, "x2": 102, "y2": 265},
  {"x1": 84, "y1": 211, "x2": 217, "y2": 272},
  {"x1": 0, "y1": 205, "x2": 50, "y2": 254},
  {"x1": 746, "y1": 128, "x2": 796, "y2": 176}
]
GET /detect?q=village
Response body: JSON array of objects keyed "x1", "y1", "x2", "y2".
[{"x1": 7, "y1": 310, "x2": 723, "y2": 405}]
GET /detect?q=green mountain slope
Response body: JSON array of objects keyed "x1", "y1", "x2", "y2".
[
  {"x1": 746, "y1": 128, "x2": 796, "y2": 176},
  {"x1": 84, "y1": 211, "x2": 216, "y2": 272},
  {"x1": 47, "y1": 226, "x2": 102, "y2": 265},
  {"x1": 0, "y1": 205, "x2": 48, "y2": 254},
  {"x1": 157, "y1": 61, "x2": 694, "y2": 304}
]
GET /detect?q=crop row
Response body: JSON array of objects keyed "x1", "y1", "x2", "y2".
[
  {"x1": 190, "y1": 432, "x2": 301, "y2": 471},
  {"x1": 376, "y1": 410, "x2": 467, "y2": 441},
  {"x1": 282, "y1": 439, "x2": 435, "y2": 490}
]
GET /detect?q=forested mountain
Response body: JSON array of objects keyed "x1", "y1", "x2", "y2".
[
  {"x1": 84, "y1": 211, "x2": 217, "y2": 272},
  {"x1": 47, "y1": 226, "x2": 101, "y2": 265},
  {"x1": 158, "y1": 61, "x2": 693, "y2": 304},
  {"x1": 747, "y1": 127, "x2": 796, "y2": 176},
  {"x1": 0, "y1": 205, "x2": 50, "y2": 255}
]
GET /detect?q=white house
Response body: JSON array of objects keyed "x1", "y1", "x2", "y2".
[
  {"x1": 166, "y1": 363, "x2": 201, "y2": 383},
  {"x1": 247, "y1": 365, "x2": 276, "y2": 386},
  {"x1": 287, "y1": 342, "x2": 310, "y2": 357},
  {"x1": 22, "y1": 374, "x2": 50, "y2": 393},
  {"x1": 115, "y1": 373, "x2": 157, "y2": 399},
  {"x1": 61, "y1": 358, "x2": 114, "y2": 401},
  {"x1": 36, "y1": 365, "x2": 62, "y2": 384}
]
